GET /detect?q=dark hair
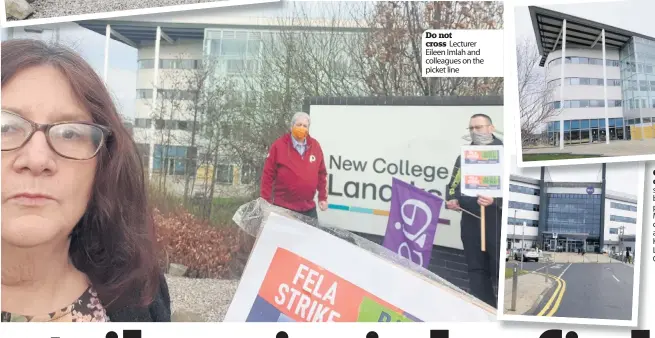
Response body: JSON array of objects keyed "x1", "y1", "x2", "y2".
[
  {"x1": 1, "y1": 39, "x2": 160, "y2": 311},
  {"x1": 471, "y1": 113, "x2": 493, "y2": 125}
]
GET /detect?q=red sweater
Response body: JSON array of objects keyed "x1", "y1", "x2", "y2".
[{"x1": 260, "y1": 133, "x2": 328, "y2": 212}]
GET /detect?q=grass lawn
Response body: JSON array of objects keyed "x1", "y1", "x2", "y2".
[
  {"x1": 505, "y1": 267, "x2": 529, "y2": 279},
  {"x1": 523, "y1": 153, "x2": 601, "y2": 161}
]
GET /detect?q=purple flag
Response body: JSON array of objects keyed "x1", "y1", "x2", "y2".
[{"x1": 382, "y1": 177, "x2": 444, "y2": 269}]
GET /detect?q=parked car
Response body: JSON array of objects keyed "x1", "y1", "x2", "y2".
[
  {"x1": 506, "y1": 249, "x2": 510, "y2": 261},
  {"x1": 515, "y1": 249, "x2": 539, "y2": 262}
]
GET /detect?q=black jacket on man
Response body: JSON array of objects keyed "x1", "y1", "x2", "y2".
[{"x1": 445, "y1": 136, "x2": 503, "y2": 308}]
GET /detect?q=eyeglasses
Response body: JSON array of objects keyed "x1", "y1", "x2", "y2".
[
  {"x1": 1, "y1": 110, "x2": 112, "y2": 160},
  {"x1": 467, "y1": 125, "x2": 491, "y2": 132}
]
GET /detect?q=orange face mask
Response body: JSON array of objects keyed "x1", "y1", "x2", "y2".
[{"x1": 292, "y1": 126, "x2": 308, "y2": 140}]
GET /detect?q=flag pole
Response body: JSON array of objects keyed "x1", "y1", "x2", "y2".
[{"x1": 480, "y1": 206, "x2": 486, "y2": 251}]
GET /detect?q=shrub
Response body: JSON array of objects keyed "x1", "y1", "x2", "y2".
[{"x1": 154, "y1": 208, "x2": 253, "y2": 279}]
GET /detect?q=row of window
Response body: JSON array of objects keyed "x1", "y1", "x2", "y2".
[
  {"x1": 622, "y1": 98, "x2": 655, "y2": 110},
  {"x1": 547, "y1": 118, "x2": 626, "y2": 132},
  {"x1": 547, "y1": 77, "x2": 621, "y2": 88},
  {"x1": 508, "y1": 201, "x2": 539, "y2": 212},
  {"x1": 134, "y1": 118, "x2": 202, "y2": 131},
  {"x1": 507, "y1": 217, "x2": 538, "y2": 227},
  {"x1": 137, "y1": 59, "x2": 203, "y2": 70},
  {"x1": 610, "y1": 201, "x2": 638, "y2": 212},
  {"x1": 136, "y1": 143, "x2": 256, "y2": 184},
  {"x1": 610, "y1": 215, "x2": 637, "y2": 224},
  {"x1": 137, "y1": 89, "x2": 198, "y2": 101},
  {"x1": 548, "y1": 193, "x2": 601, "y2": 199},
  {"x1": 509, "y1": 184, "x2": 540, "y2": 196},
  {"x1": 548, "y1": 56, "x2": 621, "y2": 68},
  {"x1": 548, "y1": 100, "x2": 623, "y2": 109}
]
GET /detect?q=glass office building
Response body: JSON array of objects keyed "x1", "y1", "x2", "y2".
[{"x1": 530, "y1": 6, "x2": 655, "y2": 146}]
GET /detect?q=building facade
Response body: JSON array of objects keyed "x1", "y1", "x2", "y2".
[
  {"x1": 507, "y1": 164, "x2": 638, "y2": 254},
  {"x1": 529, "y1": 6, "x2": 655, "y2": 146},
  {"x1": 78, "y1": 12, "x2": 367, "y2": 195}
]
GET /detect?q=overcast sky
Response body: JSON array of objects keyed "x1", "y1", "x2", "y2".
[
  {"x1": 510, "y1": 156, "x2": 640, "y2": 197},
  {"x1": 515, "y1": 0, "x2": 655, "y2": 44}
]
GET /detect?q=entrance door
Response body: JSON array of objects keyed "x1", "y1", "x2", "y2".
[
  {"x1": 609, "y1": 127, "x2": 616, "y2": 140},
  {"x1": 616, "y1": 127, "x2": 624, "y2": 140}
]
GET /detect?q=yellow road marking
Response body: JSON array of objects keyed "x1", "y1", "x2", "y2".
[
  {"x1": 546, "y1": 278, "x2": 566, "y2": 317},
  {"x1": 536, "y1": 275, "x2": 562, "y2": 316}
]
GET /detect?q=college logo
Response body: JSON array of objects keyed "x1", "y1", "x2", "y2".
[
  {"x1": 586, "y1": 186, "x2": 594, "y2": 195},
  {"x1": 309, "y1": 155, "x2": 316, "y2": 163}
]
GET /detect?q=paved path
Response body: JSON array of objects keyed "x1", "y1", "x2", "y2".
[
  {"x1": 523, "y1": 138, "x2": 655, "y2": 157},
  {"x1": 519, "y1": 262, "x2": 634, "y2": 320},
  {"x1": 503, "y1": 264, "x2": 554, "y2": 315}
]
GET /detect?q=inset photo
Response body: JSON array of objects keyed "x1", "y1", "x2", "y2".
[
  {"x1": 499, "y1": 157, "x2": 644, "y2": 326},
  {"x1": 514, "y1": 0, "x2": 655, "y2": 167},
  {"x1": 3, "y1": 0, "x2": 277, "y2": 27}
]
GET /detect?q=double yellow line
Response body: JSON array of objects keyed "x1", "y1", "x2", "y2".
[{"x1": 536, "y1": 273, "x2": 566, "y2": 317}]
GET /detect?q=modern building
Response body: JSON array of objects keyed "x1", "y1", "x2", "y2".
[
  {"x1": 529, "y1": 6, "x2": 655, "y2": 147},
  {"x1": 76, "y1": 7, "x2": 367, "y2": 194},
  {"x1": 507, "y1": 163, "x2": 638, "y2": 254}
]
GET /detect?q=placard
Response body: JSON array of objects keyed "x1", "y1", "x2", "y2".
[
  {"x1": 460, "y1": 145, "x2": 504, "y2": 198},
  {"x1": 224, "y1": 212, "x2": 495, "y2": 322}
]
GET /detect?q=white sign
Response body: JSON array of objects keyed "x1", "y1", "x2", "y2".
[
  {"x1": 460, "y1": 145, "x2": 504, "y2": 198},
  {"x1": 422, "y1": 29, "x2": 504, "y2": 78},
  {"x1": 224, "y1": 213, "x2": 496, "y2": 322},
  {"x1": 309, "y1": 103, "x2": 503, "y2": 250}
]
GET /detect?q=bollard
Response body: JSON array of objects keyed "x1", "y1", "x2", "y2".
[
  {"x1": 510, "y1": 264, "x2": 518, "y2": 311},
  {"x1": 545, "y1": 264, "x2": 549, "y2": 282}
]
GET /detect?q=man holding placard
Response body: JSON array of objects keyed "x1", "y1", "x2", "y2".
[{"x1": 445, "y1": 113, "x2": 503, "y2": 308}]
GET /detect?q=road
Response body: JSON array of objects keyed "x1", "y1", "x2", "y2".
[{"x1": 508, "y1": 261, "x2": 634, "y2": 320}]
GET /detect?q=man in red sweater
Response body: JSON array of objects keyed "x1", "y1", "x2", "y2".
[{"x1": 260, "y1": 112, "x2": 328, "y2": 219}]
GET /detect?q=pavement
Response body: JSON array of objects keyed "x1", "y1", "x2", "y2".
[
  {"x1": 7, "y1": 0, "x2": 223, "y2": 20},
  {"x1": 503, "y1": 265, "x2": 554, "y2": 315},
  {"x1": 523, "y1": 138, "x2": 655, "y2": 157},
  {"x1": 511, "y1": 258, "x2": 634, "y2": 320}
]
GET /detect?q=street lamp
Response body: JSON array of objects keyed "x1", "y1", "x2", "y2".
[
  {"x1": 513, "y1": 210, "x2": 517, "y2": 250},
  {"x1": 619, "y1": 225, "x2": 625, "y2": 261}
]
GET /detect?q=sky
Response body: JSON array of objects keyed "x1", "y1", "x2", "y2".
[
  {"x1": 510, "y1": 156, "x2": 640, "y2": 197},
  {"x1": 515, "y1": 0, "x2": 655, "y2": 45}
]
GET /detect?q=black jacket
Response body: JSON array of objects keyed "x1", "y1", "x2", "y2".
[
  {"x1": 106, "y1": 273, "x2": 172, "y2": 322},
  {"x1": 445, "y1": 137, "x2": 504, "y2": 227}
]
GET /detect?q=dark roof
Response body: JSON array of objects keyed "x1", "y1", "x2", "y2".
[
  {"x1": 529, "y1": 6, "x2": 654, "y2": 66},
  {"x1": 76, "y1": 21, "x2": 206, "y2": 48}
]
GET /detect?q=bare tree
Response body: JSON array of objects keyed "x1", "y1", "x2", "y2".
[
  {"x1": 352, "y1": 1, "x2": 504, "y2": 96},
  {"x1": 516, "y1": 37, "x2": 557, "y2": 146}
]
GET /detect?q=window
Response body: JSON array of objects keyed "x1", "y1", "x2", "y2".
[
  {"x1": 509, "y1": 201, "x2": 540, "y2": 212},
  {"x1": 609, "y1": 228, "x2": 618, "y2": 234},
  {"x1": 134, "y1": 118, "x2": 151, "y2": 128},
  {"x1": 137, "y1": 89, "x2": 152, "y2": 99},
  {"x1": 509, "y1": 184, "x2": 540, "y2": 196},
  {"x1": 155, "y1": 119, "x2": 165, "y2": 130},
  {"x1": 137, "y1": 59, "x2": 201, "y2": 69},
  {"x1": 221, "y1": 39, "x2": 248, "y2": 56},
  {"x1": 215, "y1": 164, "x2": 234, "y2": 184},
  {"x1": 240, "y1": 165, "x2": 255, "y2": 185},
  {"x1": 610, "y1": 215, "x2": 637, "y2": 224},
  {"x1": 507, "y1": 217, "x2": 538, "y2": 227},
  {"x1": 610, "y1": 201, "x2": 638, "y2": 212},
  {"x1": 178, "y1": 121, "x2": 188, "y2": 130}
]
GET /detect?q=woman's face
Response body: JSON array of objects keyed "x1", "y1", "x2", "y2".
[{"x1": 1, "y1": 65, "x2": 97, "y2": 248}]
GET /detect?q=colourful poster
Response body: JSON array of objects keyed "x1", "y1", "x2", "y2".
[
  {"x1": 464, "y1": 175, "x2": 502, "y2": 190},
  {"x1": 245, "y1": 247, "x2": 421, "y2": 322},
  {"x1": 463, "y1": 150, "x2": 500, "y2": 164},
  {"x1": 460, "y1": 145, "x2": 503, "y2": 198}
]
